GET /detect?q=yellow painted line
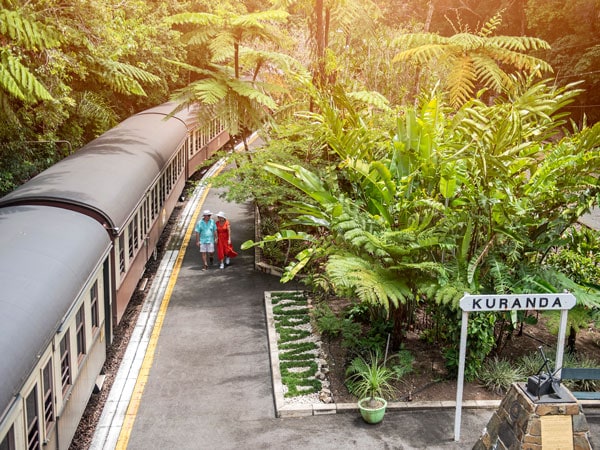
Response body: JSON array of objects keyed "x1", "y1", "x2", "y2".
[{"x1": 115, "y1": 166, "x2": 226, "y2": 449}]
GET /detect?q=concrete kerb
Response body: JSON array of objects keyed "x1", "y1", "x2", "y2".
[{"x1": 264, "y1": 290, "x2": 503, "y2": 419}]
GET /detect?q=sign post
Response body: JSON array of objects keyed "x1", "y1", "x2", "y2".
[{"x1": 454, "y1": 293, "x2": 576, "y2": 442}]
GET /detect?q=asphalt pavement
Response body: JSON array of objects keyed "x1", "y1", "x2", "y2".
[{"x1": 91, "y1": 149, "x2": 600, "y2": 450}]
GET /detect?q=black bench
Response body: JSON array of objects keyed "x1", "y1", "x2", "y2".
[{"x1": 560, "y1": 367, "x2": 600, "y2": 400}]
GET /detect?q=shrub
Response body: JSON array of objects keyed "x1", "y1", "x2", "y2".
[
  {"x1": 313, "y1": 303, "x2": 344, "y2": 337},
  {"x1": 389, "y1": 349, "x2": 414, "y2": 379},
  {"x1": 478, "y1": 357, "x2": 523, "y2": 395},
  {"x1": 345, "y1": 351, "x2": 397, "y2": 402}
]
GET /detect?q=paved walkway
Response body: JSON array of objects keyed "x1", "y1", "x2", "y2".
[{"x1": 91, "y1": 143, "x2": 600, "y2": 449}]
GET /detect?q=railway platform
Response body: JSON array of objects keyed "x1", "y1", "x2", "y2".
[{"x1": 90, "y1": 143, "x2": 600, "y2": 449}]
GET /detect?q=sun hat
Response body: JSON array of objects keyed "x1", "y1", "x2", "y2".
[
  {"x1": 216, "y1": 211, "x2": 226, "y2": 219},
  {"x1": 202, "y1": 209, "x2": 212, "y2": 216}
]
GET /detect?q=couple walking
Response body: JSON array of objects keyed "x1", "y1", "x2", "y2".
[{"x1": 195, "y1": 209, "x2": 238, "y2": 270}]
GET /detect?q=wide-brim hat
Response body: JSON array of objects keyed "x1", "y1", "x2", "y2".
[
  {"x1": 202, "y1": 209, "x2": 212, "y2": 216},
  {"x1": 216, "y1": 211, "x2": 226, "y2": 219}
]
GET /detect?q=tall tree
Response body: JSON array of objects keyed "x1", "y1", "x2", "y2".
[
  {"x1": 392, "y1": 11, "x2": 552, "y2": 107},
  {"x1": 166, "y1": 8, "x2": 291, "y2": 150}
]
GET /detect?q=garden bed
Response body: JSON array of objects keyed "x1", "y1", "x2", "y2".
[{"x1": 266, "y1": 291, "x2": 600, "y2": 412}]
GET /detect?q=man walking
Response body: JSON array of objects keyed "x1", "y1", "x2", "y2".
[{"x1": 195, "y1": 210, "x2": 217, "y2": 270}]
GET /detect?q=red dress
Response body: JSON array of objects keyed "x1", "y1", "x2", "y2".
[{"x1": 216, "y1": 219, "x2": 238, "y2": 261}]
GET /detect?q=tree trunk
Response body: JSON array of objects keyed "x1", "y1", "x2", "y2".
[{"x1": 391, "y1": 303, "x2": 409, "y2": 351}]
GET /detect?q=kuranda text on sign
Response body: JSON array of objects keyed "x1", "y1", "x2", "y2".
[{"x1": 459, "y1": 293, "x2": 576, "y2": 312}]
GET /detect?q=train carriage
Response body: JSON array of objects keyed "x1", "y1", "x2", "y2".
[
  {"x1": 0, "y1": 101, "x2": 229, "y2": 449},
  {"x1": 0, "y1": 206, "x2": 111, "y2": 450},
  {"x1": 0, "y1": 103, "x2": 228, "y2": 336}
]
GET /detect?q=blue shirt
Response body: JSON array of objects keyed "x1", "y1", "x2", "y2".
[{"x1": 195, "y1": 218, "x2": 216, "y2": 244}]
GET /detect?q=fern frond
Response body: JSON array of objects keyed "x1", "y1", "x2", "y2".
[
  {"x1": 228, "y1": 78, "x2": 277, "y2": 109},
  {"x1": 447, "y1": 55, "x2": 476, "y2": 106},
  {"x1": 478, "y1": 11, "x2": 503, "y2": 37},
  {"x1": 0, "y1": 49, "x2": 52, "y2": 101},
  {"x1": 95, "y1": 59, "x2": 160, "y2": 96},
  {"x1": 0, "y1": 9, "x2": 61, "y2": 50},
  {"x1": 471, "y1": 55, "x2": 510, "y2": 93},
  {"x1": 392, "y1": 44, "x2": 447, "y2": 64},
  {"x1": 326, "y1": 255, "x2": 411, "y2": 311},
  {"x1": 346, "y1": 90, "x2": 391, "y2": 111},
  {"x1": 489, "y1": 36, "x2": 551, "y2": 52},
  {"x1": 393, "y1": 33, "x2": 446, "y2": 49},
  {"x1": 164, "y1": 12, "x2": 220, "y2": 27}
]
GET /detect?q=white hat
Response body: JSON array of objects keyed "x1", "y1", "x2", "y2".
[
  {"x1": 216, "y1": 211, "x2": 226, "y2": 219},
  {"x1": 202, "y1": 209, "x2": 212, "y2": 216}
]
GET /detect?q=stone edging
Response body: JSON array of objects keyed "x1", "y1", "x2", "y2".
[
  {"x1": 253, "y1": 204, "x2": 283, "y2": 276},
  {"x1": 264, "y1": 290, "x2": 503, "y2": 418}
]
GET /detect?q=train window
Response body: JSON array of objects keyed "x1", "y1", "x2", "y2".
[
  {"x1": 160, "y1": 177, "x2": 166, "y2": 204},
  {"x1": 118, "y1": 234, "x2": 125, "y2": 274},
  {"x1": 167, "y1": 163, "x2": 173, "y2": 189},
  {"x1": 196, "y1": 130, "x2": 201, "y2": 151},
  {"x1": 142, "y1": 199, "x2": 149, "y2": 237},
  {"x1": 0, "y1": 426, "x2": 15, "y2": 450},
  {"x1": 59, "y1": 332, "x2": 71, "y2": 394},
  {"x1": 76, "y1": 306, "x2": 86, "y2": 363},
  {"x1": 25, "y1": 387, "x2": 40, "y2": 450},
  {"x1": 90, "y1": 281, "x2": 99, "y2": 332},
  {"x1": 152, "y1": 186, "x2": 159, "y2": 218},
  {"x1": 128, "y1": 214, "x2": 139, "y2": 259},
  {"x1": 134, "y1": 213, "x2": 139, "y2": 249},
  {"x1": 42, "y1": 360, "x2": 55, "y2": 435}
]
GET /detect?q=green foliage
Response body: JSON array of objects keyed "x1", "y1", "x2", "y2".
[
  {"x1": 345, "y1": 352, "x2": 397, "y2": 401},
  {"x1": 543, "y1": 307, "x2": 592, "y2": 338},
  {"x1": 270, "y1": 291, "x2": 323, "y2": 397},
  {"x1": 392, "y1": 11, "x2": 552, "y2": 107},
  {"x1": 445, "y1": 312, "x2": 497, "y2": 382},
  {"x1": 312, "y1": 303, "x2": 344, "y2": 337},
  {"x1": 389, "y1": 349, "x2": 414, "y2": 380},
  {"x1": 326, "y1": 254, "x2": 411, "y2": 312},
  {"x1": 478, "y1": 357, "x2": 523, "y2": 395}
]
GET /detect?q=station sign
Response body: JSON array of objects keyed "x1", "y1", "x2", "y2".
[
  {"x1": 459, "y1": 293, "x2": 576, "y2": 312},
  {"x1": 454, "y1": 291, "x2": 576, "y2": 442}
]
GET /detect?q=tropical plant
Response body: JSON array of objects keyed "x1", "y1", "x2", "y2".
[
  {"x1": 478, "y1": 357, "x2": 523, "y2": 395},
  {"x1": 165, "y1": 8, "x2": 294, "y2": 150},
  {"x1": 345, "y1": 352, "x2": 397, "y2": 405},
  {"x1": 0, "y1": 5, "x2": 59, "y2": 114},
  {"x1": 244, "y1": 74, "x2": 600, "y2": 379},
  {"x1": 392, "y1": 11, "x2": 552, "y2": 107}
]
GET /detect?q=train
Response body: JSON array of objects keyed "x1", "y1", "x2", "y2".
[{"x1": 0, "y1": 102, "x2": 229, "y2": 450}]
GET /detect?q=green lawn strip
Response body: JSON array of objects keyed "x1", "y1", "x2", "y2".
[{"x1": 271, "y1": 291, "x2": 322, "y2": 398}]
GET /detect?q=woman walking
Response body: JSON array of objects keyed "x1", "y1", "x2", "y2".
[{"x1": 215, "y1": 211, "x2": 238, "y2": 269}]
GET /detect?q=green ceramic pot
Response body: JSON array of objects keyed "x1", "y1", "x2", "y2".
[{"x1": 358, "y1": 397, "x2": 387, "y2": 424}]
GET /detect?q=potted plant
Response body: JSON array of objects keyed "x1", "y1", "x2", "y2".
[{"x1": 345, "y1": 352, "x2": 397, "y2": 424}]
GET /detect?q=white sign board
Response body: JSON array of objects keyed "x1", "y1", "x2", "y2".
[
  {"x1": 460, "y1": 293, "x2": 576, "y2": 312},
  {"x1": 454, "y1": 292, "x2": 576, "y2": 442}
]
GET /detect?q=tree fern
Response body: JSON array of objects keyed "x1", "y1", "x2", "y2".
[
  {"x1": 0, "y1": 49, "x2": 52, "y2": 102},
  {"x1": 0, "y1": 9, "x2": 61, "y2": 51},
  {"x1": 326, "y1": 254, "x2": 411, "y2": 311},
  {"x1": 93, "y1": 59, "x2": 160, "y2": 96},
  {"x1": 392, "y1": 12, "x2": 553, "y2": 107}
]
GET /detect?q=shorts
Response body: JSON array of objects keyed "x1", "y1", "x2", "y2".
[{"x1": 200, "y1": 243, "x2": 214, "y2": 253}]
